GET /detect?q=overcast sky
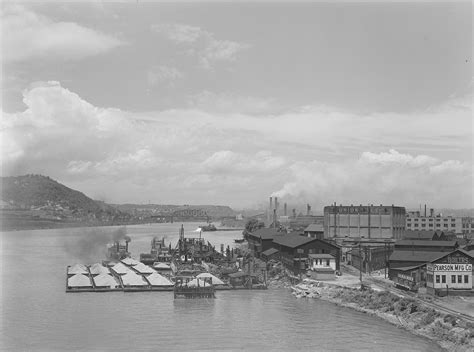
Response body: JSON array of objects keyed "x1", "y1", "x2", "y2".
[{"x1": 1, "y1": 1, "x2": 472, "y2": 210}]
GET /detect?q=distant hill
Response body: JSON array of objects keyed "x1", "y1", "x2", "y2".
[
  {"x1": 1, "y1": 174, "x2": 120, "y2": 216},
  {"x1": 113, "y1": 203, "x2": 236, "y2": 219}
]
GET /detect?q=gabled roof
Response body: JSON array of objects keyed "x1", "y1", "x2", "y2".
[
  {"x1": 249, "y1": 228, "x2": 284, "y2": 240},
  {"x1": 112, "y1": 262, "x2": 131, "y2": 274},
  {"x1": 309, "y1": 254, "x2": 335, "y2": 259},
  {"x1": 68, "y1": 274, "x2": 92, "y2": 287},
  {"x1": 403, "y1": 230, "x2": 440, "y2": 240},
  {"x1": 395, "y1": 240, "x2": 458, "y2": 247},
  {"x1": 389, "y1": 251, "x2": 450, "y2": 263},
  {"x1": 261, "y1": 248, "x2": 279, "y2": 257},
  {"x1": 273, "y1": 234, "x2": 316, "y2": 248},
  {"x1": 305, "y1": 224, "x2": 324, "y2": 232},
  {"x1": 153, "y1": 262, "x2": 171, "y2": 270}
]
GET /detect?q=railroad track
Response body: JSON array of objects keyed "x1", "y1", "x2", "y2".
[{"x1": 367, "y1": 277, "x2": 474, "y2": 323}]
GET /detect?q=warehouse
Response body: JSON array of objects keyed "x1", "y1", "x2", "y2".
[
  {"x1": 246, "y1": 228, "x2": 284, "y2": 257},
  {"x1": 426, "y1": 249, "x2": 474, "y2": 296},
  {"x1": 394, "y1": 240, "x2": 458, "y2": 252}
]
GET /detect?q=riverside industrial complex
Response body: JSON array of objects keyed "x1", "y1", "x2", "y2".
[{"x1": 245, "y1": 197, "x2": 474, "y2": 297}]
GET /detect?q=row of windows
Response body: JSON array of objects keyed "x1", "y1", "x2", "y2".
[
  {"x1": 407, "y1": 218, "x2": 456, "y2": 222},
  {"x1": 435, "y1": 274, "x2": 469, "y2": 284},
  {"x1": 410, "y1": 223, "x2": 452, "y2": 228}
]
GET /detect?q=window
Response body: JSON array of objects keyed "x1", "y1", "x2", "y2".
[
  {"x1": 422, "y1": 224, "x2": 426, "y2": 228},
  {"x1": 458, "y1": 275, "x2": 462, "y2": 283},
  {"x1": 452, "y1": 275, "x2": 456, "y2": 284},
  {"x1": 442, "y1": 275, "x2": 446, "y2": 283},
  {"x1": 436, "y1": 275, "x2": 440, "y2": 283},
  {"x1": 326, "y1": 259, "x2": 330, "y2": 266},
  {"x1": 465, "y1": 275, "x2": 469, "y2": 284},
  {"x1": 444, "y1": 224, "x2": 448, "y2": 228}
]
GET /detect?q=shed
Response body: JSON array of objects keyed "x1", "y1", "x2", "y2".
[
  {"x1": 261, "y1": 248, "x2": 279, "y2": 262},
  {"x1": 309, "y1": 253, "x2": 336, "y2": 271},
  {"x1": 311, "y1": 267, "x2": 335, "y2": 281}
]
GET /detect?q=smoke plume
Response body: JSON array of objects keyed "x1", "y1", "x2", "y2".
[{"x1": 64, "y1": 227, "x2": 130, "y2": 263}]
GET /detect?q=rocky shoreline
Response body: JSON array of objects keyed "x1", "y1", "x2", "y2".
[{"x1": 289, "y1": 279, "x2": 474, "y2": 352}]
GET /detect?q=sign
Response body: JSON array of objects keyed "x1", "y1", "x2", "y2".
[
  {"x1": 433, "y1": 264, "x2": 472, "y2": 272},
  {"x1": 397, "y1": 273, "x2": 414, "y2": 282},
  {"x1": 426, "y1": 264, "x2": 434, "y2": 272}
]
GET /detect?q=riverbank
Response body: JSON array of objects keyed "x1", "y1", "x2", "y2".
[{"x1": 291, "y1": 279, "x2": 474, "y2": 352}]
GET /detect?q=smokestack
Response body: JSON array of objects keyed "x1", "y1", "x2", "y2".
[
  {"x1": 430, "y1": 208, "x2": 434, "y2": 218},
  {"x1": 284, "y1": 203, "x2": 287, "y2": 216},
  {"x1": 269, "y1": 197, "x2": 273, "y2": 225},
  {"x1": 424, "y1": 204, "x2": 427, "y2": 217},
  {"x1": 274, "y1": 197, "x2": 278, "y2": 214},
  {"x1": 307, "y1": 204, "x2": 311, "y2": 216},
  {"x1": 292, "y1": 208, "x2": 296, "y2": 219},
  {"x1": 273, "y1": 209, "x2": 277, "y2": 228}
]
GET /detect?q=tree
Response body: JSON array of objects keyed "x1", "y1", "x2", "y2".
[{"x1": 244, "y1": 219, "x2": 265, "y2": 235}]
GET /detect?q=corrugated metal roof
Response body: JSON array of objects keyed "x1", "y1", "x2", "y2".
[
  {"x1": 249, "y1": 228, "x2": 284, "y2": 240},
  {"x1": 273, "y1": 234, "x2": 316, "y2": 248},
  {"x1": 389, "y1": 251, "x2": 448, "y2": 262},
  {"x1": 305, "y1": 224, "x2": 324, "y2": 232},
  {"x1": 261, "y1": 248, "x2": 279, "y2": 256},
  {"x1": 395, "y1": 240, "x2": 457, "y2": 247}
]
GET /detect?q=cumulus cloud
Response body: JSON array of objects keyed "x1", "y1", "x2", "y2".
[
  {"x1": 151, "y1": 23, "x2": 250, "y2": 69},
  {"x1": 1, "y1": 81, "x2": 472, "y2": 208},
  {"x1": 272, "y1": 150, "x2": 472, "y2": 209},
  {"x1": 2, "y1": 4, "x2": 124, "y2": 63}
]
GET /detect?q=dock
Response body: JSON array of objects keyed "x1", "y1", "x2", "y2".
[{"x1": 173, "y1": 276, "x2": 216, "y2": 299}]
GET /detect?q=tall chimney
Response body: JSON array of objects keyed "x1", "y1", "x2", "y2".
[
  {"x1": 307, "y1": 204, "x2": 311, "y2": 216},
  {"x1": 430, "y1": 208, "x2": 434, "y2": 217},
  {"x1": 274, "y1": 197, "x2": 278, "y2": 214},
  {"x1": 292, "y1": 208, "x2": 296, "y2": 219},
  {"x1": 269, "y1": 197, "x2": 273, "y2": 225},
  {"x1": 424, "y1": 204, "x2": 427, "y2": 217},
  {"x1": 273, "y1": 209, "x2": 277, "y2": 228},
  {"x1": 284, "y1": 203, "x2": 287, "y2": 216}
]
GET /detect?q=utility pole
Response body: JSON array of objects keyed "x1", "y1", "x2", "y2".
[{"x1": 359, "y1": 241, "x2": 363, "y2": 287}]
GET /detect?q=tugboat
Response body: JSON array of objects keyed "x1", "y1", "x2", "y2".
[{"x1": 199, "y1": 223, "x2": 217, "y2": 231}]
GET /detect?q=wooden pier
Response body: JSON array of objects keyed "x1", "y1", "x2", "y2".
[{"x1": 173, "y1": 276, "x2": 215, "y2": 299}]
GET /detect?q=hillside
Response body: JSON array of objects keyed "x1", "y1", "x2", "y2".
[
  {"x1": 113, "y1": 203, "x2": 236, "y2": 219},
  {"x1": 0, "y1": 175, "x2": 130, "y2": 230}
]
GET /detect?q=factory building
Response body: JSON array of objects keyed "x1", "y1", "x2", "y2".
[
  {"x1": 405, "y1": 207, "x2": 474, "y2": 236},
  {"x1": 324, "y1": 204, "x2": 406, "y2": 240}
]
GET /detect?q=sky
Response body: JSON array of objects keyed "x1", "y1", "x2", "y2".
[{"x1": 1, "y1": 1, "x2": 473, "y2": 210}]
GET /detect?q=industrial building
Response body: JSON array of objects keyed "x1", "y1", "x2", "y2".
[
  {"x1": 324, "y1": 204, "x2": 406, "y2": 241},
  {"x1": 394, "y1": 240, "x2": 458, "y2": 252},
  {"x1": 246, "y1": 228, "x2": 284, "y2": 257},
  {"x1": 405, "y1": 207, "x2": 474, "y2": 236}
]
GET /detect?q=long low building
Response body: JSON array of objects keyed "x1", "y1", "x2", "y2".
[{"x1": 394, "y1": 240, "x2": 458, "y2": 252}]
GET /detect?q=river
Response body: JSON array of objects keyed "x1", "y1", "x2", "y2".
[{"x1": 0, "y1": 223, "x2": 443, "y2": 351}]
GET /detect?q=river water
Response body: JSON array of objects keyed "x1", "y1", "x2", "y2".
[{"x1": 1, "y1": 223, "x2": 442, "y2": 351}]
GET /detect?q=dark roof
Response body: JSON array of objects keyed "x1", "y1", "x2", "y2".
[
  {"x1": 305, "y1": 224, "x2": 324, "y2": 232},
  {"x1": 403, "y1": 230, "x2": 439, "y2": 240},
  {"x1": 249, "y1": 228, "x2": 283, "y2": 240},
  {"x1": 395, "y1": 240, "x2": 458, "y2": 247},
  {"x1": 309, "y1": 254, "x2": 334, "y2": 259},
  {"x1": 261, "y1": 248, "x2": 279, "y2": 256},
  {"x1": 389, "y1": 251, "x2": 449, "y2": 263},
  {"x1": 272, "y1": 234, "x2": 317, "y2": 248},
  {"x1": 313, "y1": 267, "x2": 335, "y2": 272}
]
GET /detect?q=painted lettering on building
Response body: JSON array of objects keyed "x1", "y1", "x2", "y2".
[{"x1": 432, "y1": 264, "x2": 472, "y2": 272}]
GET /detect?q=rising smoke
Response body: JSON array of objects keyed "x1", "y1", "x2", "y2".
[{"x1": 63, "y1": 227, "x2": 130, "y2": 263}]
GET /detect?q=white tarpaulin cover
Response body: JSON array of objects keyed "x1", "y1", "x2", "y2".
[
  {"x1": 153, "y1": 262, "x2": 171, "y2": 270},
  {"x1": 112, "y1": 262, "x2": 131, "y2": 274},
  {"x1": 133, "y1": 263, "x2": 155, "y2": 274},
  {"x1": 121, "y1": 272, "x2": 147, "y2": 286},
  {"x1": 89, "y1": 263, "x2": 110, "y2": 275},
  {"x1": 121, "y1": 257, "x2": 140, "y2": 266},
  {"x1": 146, "y1": 272, "x2": 173, "y2": 286},
  {"x1": 68, "y1": 274, "x2": 92, "y2": 287},
  {"x1": 197, "y1": 273, "x2": 225, "y2": 285},
  {"x1": 68, "y1": 264, "x2": 88, "y2": 275},
  {"x1": 93, "y1": 273, "x2": 118, "y2": 288},
  {"x1": 187, "y1": 278, "x2": 211, "y2": 287}
]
